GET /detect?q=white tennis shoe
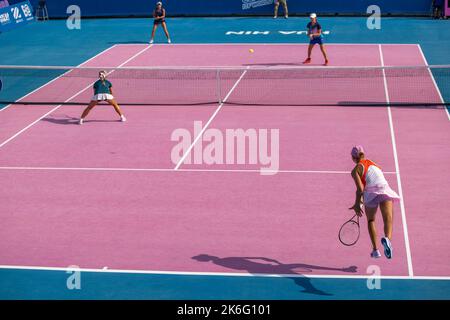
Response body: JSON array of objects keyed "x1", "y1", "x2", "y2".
[
  {"x1": 120, "y1": 115, "x2": 127, "y2": 122},
  {"x1": 381, "y1": 237, "x2": 393, "y2": 259},
  {"x1": 370, "y1": 249, "x2": 381, "y2": 258}
]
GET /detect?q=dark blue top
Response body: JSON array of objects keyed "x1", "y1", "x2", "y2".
[{"x1": 307, "y1": 22, "x2": 322, "y2": 39}]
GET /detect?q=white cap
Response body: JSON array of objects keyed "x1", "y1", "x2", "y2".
[
  {"x1": 156, "y1": 1, "x2": 162, "y2": 5},
  {"x1": 310, "y1": 13, "x2": 317, "y2": 18}
]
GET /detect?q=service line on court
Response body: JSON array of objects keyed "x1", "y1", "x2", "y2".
[{"x1": 0, "y1": 166, "x2": 397, "y2": 175}]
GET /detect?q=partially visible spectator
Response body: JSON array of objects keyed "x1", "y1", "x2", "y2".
[
  {"x1": 0, "y1": 0, "x2": 10, "y2": 9},
  {"x1": 432, "y1": 0, "x2": 445, "y2": 19},
  {"x1": 274, "y1": 0, "x2": 288, "y2": 19},
  {"x1": 36, "y1": 0, "x2": 49, "y2": 21}
]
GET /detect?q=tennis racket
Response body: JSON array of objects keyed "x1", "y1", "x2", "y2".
[{"x1": 338, "y1": 213, "x2": 361, "y2": 246}]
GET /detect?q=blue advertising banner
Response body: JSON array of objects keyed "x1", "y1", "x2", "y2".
[
  {"x1": 0, "y1": 0, "x2": 34, "y2": 32},
  {"x1": 27, "y1": 0, "x2": 434, "y2": 18}
]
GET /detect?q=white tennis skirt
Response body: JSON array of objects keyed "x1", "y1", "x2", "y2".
[
  {"x1": 364, "y1": 184, "x2": 400, "y2": 208},
  {"x1": 92, "y1": 94, "x2": 114, "y2": 101}
]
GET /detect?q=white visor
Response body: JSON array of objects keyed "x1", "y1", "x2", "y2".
[{"x1": 310, "y1": 13, "x2": 317, "y2": 18}]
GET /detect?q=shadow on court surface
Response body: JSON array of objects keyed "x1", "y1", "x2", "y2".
[
  {"x1": 40, "y1": 116, "x2": 79, "y2": 125},
  {"x1": 192, "y1": 254, "x2": 358, "y2": 296},
  {"x1": 41, "y1": 116, "x2": 123, "y2": 125}
]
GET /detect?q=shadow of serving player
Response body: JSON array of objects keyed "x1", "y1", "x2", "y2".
[{"x1": 192, "y1": 254, "x2": 357, "y2": 296}]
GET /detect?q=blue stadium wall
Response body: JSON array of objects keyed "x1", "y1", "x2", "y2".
[{"x1": 21, "y1": 0, "x2": 433, "y2": 18}]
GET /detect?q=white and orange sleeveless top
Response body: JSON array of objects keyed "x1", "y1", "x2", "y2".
[{"x1": 358, "y1": 159, "x2": 387, "y2": 188}]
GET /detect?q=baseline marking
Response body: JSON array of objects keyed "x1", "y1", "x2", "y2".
[
  {"x1": 116, "y1": 43, "x2": 419, "y2": 46},
  {"x1": 0, "y1": 264, "x2": 447, "y2": 280}
]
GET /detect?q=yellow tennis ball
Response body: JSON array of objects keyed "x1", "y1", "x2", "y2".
[{"x1": 249, "y1": 49, "x2": 254, "y2": 53}]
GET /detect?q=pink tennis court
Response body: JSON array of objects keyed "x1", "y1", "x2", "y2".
[{"x1": 0, "y1": 44, "x2": 449, "y2": 298}]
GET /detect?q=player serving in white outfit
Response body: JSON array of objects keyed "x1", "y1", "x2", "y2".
[{"x1": 349, "y1": 145, "x2": 399, "y2": 259}]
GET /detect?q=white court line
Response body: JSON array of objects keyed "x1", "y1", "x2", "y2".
[
  {"x1": 379, "y1": 45, "x2": 414, "y2": 277},
  {"x1": 7, "y1": 63, "x2": 450, "y2": 72},
  {"x1": 116, "y1": 43, "x2": 420, "y2": 46},
  {"x1": 0, "y1": 45, "x2": 118, "y2": 113},
  {"x1": 174, "y1": 67, "x2": 249, "y2": 170},
  {"x1": 0, "y1": 166, "x2": 397, "y2": 175},
  {"x1": 0, "y1": 264, "x2": 448, "y2": 281},
  {"x1": 0, "y1": 45, "x2": 153, "y2": 150},
  {"x1": 416, "y1": 44, "x2": 450, "y2": 121}
]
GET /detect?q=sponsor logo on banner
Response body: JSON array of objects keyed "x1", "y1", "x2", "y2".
[
  {"x1": 0, "y1": 12, "x2": 10, "y2": 25},
  {"x1": 21, "y1": 3, "x2": 34, "y2": 21},
  {"x1": 0, "y1": 1, "x2": 34, "y2": 31},
  {"x1": 11, "y1": 6, "x2": 22, "y2": 21},
  {"x1": 242, "y1": 0, "x2": 274, "y2": 10}
]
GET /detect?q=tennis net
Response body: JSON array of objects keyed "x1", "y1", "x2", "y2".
[{"x1": 0, "y1": 65, "x2": 449, "y2": 107}]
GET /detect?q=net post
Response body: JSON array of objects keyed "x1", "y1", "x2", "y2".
[{"x1": 217, "y1": 69, "x2": 222, "y2": 105}]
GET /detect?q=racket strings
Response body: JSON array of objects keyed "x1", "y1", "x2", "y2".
[{"x1": 339, "y1": 220, "x2": 360, "y2": 246}]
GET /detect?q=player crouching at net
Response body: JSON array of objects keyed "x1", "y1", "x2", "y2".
[
  {"x1": 149, "y1": 2, "x2": 171, "y2": 44},
  {"x1": 349, "y1": 146, "x2": 399, "y2": 259},
  {"x1": 303, "y1": 13, "x2": 329, "y2": 66},
  {"x1": 79, "y1": 71, "x2": 126, "y2": 125}
]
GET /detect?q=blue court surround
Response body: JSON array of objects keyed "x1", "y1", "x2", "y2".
[
  {"x1": 1, "y1": 269, "x2": 450, "y2": 299},
  {"x1": 0, "y1": 17, "x2": 449, "y2": 299}
]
